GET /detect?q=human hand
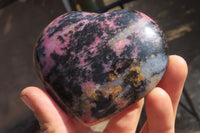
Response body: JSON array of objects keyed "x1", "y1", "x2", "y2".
[{"x1": 21, "y1": 55, "x2": 188, "y2": 133}]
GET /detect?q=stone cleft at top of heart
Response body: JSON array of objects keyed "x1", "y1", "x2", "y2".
[{"x1": 33, "y1": 9, "x2": 168, "y2": 126}]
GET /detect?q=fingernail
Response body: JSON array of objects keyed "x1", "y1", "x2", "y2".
[{"x1": 21, "y1": 95, "x2": 34, "y2": 111}]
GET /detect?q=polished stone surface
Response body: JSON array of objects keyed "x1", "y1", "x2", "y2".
[{"x1": 34, "y1": 10, "x2": 168, "y2": 125}]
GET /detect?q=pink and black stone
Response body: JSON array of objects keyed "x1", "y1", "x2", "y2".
[{"x1": 34, "y1": 10, "x2": 168, "y2": 126}]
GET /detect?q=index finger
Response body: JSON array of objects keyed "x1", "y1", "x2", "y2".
[{"x1": 157, "y1": 55, "x2": 188, "y2": 115}]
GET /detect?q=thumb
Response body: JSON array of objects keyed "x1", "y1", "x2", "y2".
[{"x1": 20, "y1": 86, "x2": 74, "y2": 133}]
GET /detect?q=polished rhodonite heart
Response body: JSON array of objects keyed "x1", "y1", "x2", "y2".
[{"x1": 34, "y1": 9, "x2": 168, "y2": 126}]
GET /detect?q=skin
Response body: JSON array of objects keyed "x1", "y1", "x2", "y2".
[{"x1": 21, "y1": 55, "x2": 188, "y2": 133}]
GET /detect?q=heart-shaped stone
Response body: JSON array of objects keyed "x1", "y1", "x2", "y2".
[{"x1": 34, "y1": 10, "x2": 168, "y2": 126}]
